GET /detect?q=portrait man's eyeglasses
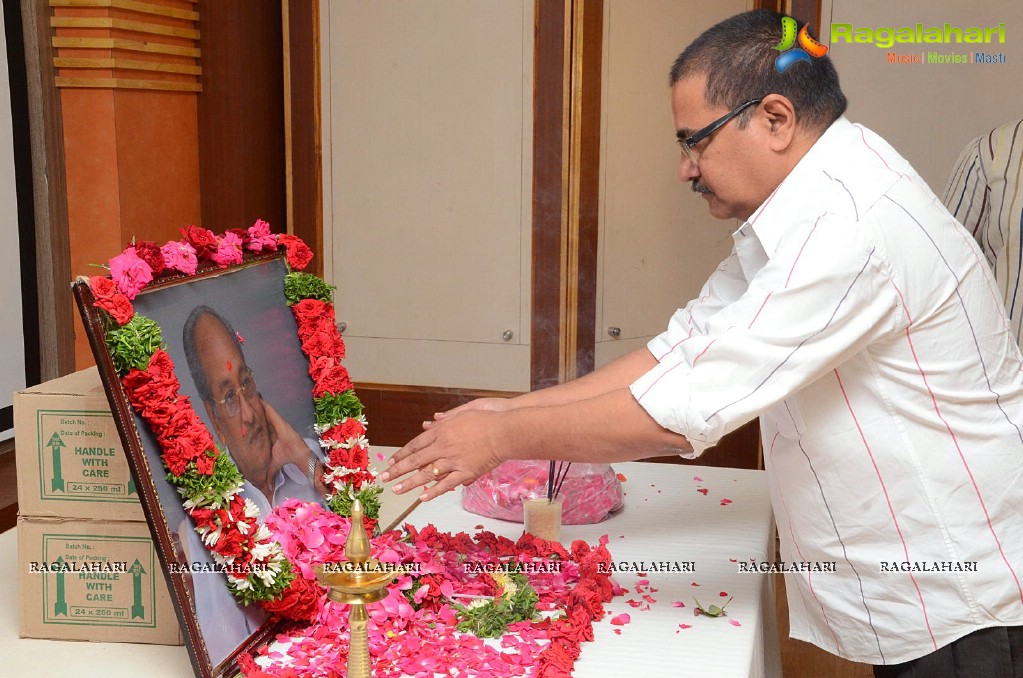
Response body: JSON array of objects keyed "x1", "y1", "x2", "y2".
[
  {"x1": 677, "y1": 98, "x2": 763, "y2": 163},
  {"x1": 213, "y1": 368, "x2": 258, "y2": 418}
]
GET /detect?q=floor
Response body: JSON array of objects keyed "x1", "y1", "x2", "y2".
[{"x1": 0, "y1": 443, "x2": 878, "y2": 677}]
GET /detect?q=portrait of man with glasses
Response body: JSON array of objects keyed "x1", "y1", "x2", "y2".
[{"x1": 182, "y1": 304, "x2": 326, "y2": 514}]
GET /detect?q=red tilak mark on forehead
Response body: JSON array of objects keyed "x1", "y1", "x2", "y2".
[{"x1": 227, "y1": 360, "x2": 233, "y2": 372}]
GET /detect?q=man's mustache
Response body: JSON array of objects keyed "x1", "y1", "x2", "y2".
[{"x1": 691, "y1": 181, "x2": 712, "y2": 194}]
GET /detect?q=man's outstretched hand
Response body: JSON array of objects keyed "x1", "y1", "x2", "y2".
[{"x1": 381, "y1": 408, "x2": 508, "y2": 501}]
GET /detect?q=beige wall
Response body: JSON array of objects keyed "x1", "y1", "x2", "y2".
[
  {"x1": 595, "y1": 0, "x2": 751, "y2": 367},
  {"x1": 320, "y1": 3, "x2": 1021, "y2": 387},
  {"x1": 826, "y1": 0, "x2": 1023, "y2": 192},
  {"x1": 320, "y1": 0, "x2": 534, "y2": 391}
]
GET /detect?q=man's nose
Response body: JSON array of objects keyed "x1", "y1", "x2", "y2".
[
  {"x1": 678, "y1": 155, "x2": 700, "y2": 182},
  {"x1": 238, "y1": 390, "x2": 257, "y2": 423}
]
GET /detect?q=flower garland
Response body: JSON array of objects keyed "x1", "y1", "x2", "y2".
[
  {"x1": 88, "y1": 221, "x2": 623, "y2": 675},
  {"x1": 89, "y1": 220, "x2": 378, "y2": 619}
]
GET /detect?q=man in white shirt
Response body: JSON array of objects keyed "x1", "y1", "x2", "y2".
[{"x1": 382, "y1": 9, "x2": 1023, "y2": 677}]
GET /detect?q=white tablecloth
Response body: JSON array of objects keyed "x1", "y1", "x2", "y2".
[{"x1": 0, "y1": 461, "x2": 781, "y2": 677}]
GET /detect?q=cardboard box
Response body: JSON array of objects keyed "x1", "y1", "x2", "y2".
[
  {"x1": 15, "y1": 367, "x2": 144, "y2": 521},
  {"x1": 18, "y1": 516, "x2": 183, "y2": 645}
]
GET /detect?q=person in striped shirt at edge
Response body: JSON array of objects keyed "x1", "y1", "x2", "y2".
[
  {"x1": 944, "y1": 119, "x2": 1023, "y2": 352},
  {"x1": 383, "y1": 10, "x2": 1023, "y2": 677}
]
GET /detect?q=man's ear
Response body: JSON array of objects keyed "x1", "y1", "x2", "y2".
[{"x1": 759, "y1": 93, "x2": 798, "y2": 151}]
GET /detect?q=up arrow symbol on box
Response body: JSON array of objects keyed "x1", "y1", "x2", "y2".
[
  {"x1": 129, "y1": 559, "x2": 146, "y2": 619},
  {"x1": 53, "y1": 556, "x2": 68, "y2": 616},
  {"x1": 47, "y1": 432, "x2": 66, "y2": 492}
]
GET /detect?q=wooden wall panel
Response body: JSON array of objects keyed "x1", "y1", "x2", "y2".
[{"x1": 196, "y1": 0, "x2": 285, "y2": 234}]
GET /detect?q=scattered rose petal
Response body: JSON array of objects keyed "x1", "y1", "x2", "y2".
[
  {"x1": 678, "y1": 623, "x2": 693, "y2": 629},
  {"x1": 610, "y1": 613, "x2": 631, "y2": 626},
  {"x1": 720, "y1": 498, "x2": 733, "y2": 506},
  {"x1": 614, "y1": 628, "x2": 622, "y2": 635},
  {"x1": 616, "y1": 473, "x2": 628, "y2": 482},
  {"x1": 691, "y1": 582, "x2": 701, "y2": 587},
  {"x1": 719, "y1": 591, "x2": 729, "y2": 597},
  {"x1": 474, "y1": 524, "x2": 485, "y2": 530},
  {"x1": 672, "y1": 600, "x2": 686, "y2": 608},
  {"x1": 730, "y1": 619, "x2": 742, "y2": 627},
  {"x1": 636, "y1": 578, "x2": 650, "y2": 586},
  {"x1": 693, "y1": 476, "x2": 703, "y2": 482},
  {"x1": 697, "y1": 488, "x2": 709, "y2": 495},
  {"x1": 642, "y1": 594, "x2": 656, "y2": 604},
  {"x1": 729, "y1": 558, "x2": 737, "y2": 563},
  {"x1": 376, "y1": 452, "x2": 386, "y2": 461}
]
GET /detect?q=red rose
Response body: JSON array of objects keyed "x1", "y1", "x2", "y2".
[
  {"x1": 261, "y1": 577, "x2": 322, "y2": 622},
  {"x1": 536, "y1": 639, "x2": 577, "y2": 676},
  {"x1": 321, "y1": 419, "x2": 366, "y2": 447},
  {"x1": 291, "y1": 299, "x2": 332, "y2": 337},
  {"x1": 212, "y1": 526, "x2": 250, "y2": 559},
  {"x1": 180, "y1": 224, "x2": 218, "y2": 260},
  {"x1": 327, "y1": 443, "x2": 369, "y2": 471},
  {"x1": 278, "y1": 234, "x2": 313, "y2": 271},
  {"x1": 133, "y1": 240, "x2": 167, "y2": 276},
  {"x1": 193, "y1": 449, "x2": 217, "y2": 475},
  {"x1": 139, "y1": 399, "x2": 178, "y2": 430},
  {"x1": 300, "y1": 326, "x2": 345, "y2": 360},
  {"x1": 308, "y1": 357, "x2": 353, "y2": 397},
  {"x1": 89, "y1": 275, "x2": 135, "y2": 326}
]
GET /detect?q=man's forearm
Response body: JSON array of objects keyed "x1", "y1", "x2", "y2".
[{"x1": 498, "y1": 385, "x2": 692, "y2": 464}]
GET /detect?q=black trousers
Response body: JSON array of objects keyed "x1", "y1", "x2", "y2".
[{"x1": 874, "y1": 626, "x2": 1023, "y2": 678}]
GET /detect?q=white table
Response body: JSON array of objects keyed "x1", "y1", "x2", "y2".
[{"x1": 0, "y1": 462, "x2": 781, "y2": 677}]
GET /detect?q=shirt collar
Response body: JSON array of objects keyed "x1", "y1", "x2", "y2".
[{"x1": 738, "y1": 116, "x2": 857, "y2": 259}]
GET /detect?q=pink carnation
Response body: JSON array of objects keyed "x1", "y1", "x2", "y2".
[
  {"x1": 212, "y1": 231, "x2": 244, "y2": 267},
  {"x1": 160, "y1": 240, "x2": 198, "y2": 275},
  {"x1": 108, "y1": 246, "x2": 153, "y2": 300},
  {"x1": 246, "y1": 218, "x2": 278, "y2": 252}
]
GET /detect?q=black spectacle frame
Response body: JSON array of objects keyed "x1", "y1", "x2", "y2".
[{"x1": 677, "y1": 98, "x2": 763, "y2": 162}]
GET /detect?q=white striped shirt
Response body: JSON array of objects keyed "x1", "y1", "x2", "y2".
[
  {"x1": 944, "y1": 119, "x2": 1023, "y2": 350},
  {"x1": 631, "y1": 117, "x2": 1023, "y2": 664}
]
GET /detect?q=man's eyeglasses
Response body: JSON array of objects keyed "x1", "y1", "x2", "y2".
[
  {"x1": 677, "y1": 98, "x2": 762, "y2": 163},
  {"x1": 212, "y1": 368, "x2": 258, "y2": 418}
]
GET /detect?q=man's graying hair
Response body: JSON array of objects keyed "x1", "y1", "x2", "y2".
[
  {"x1": 182, "y1": 304, "x2": 244, "y2": 404},
  {"x1": 670, "y1": 9, "x2": 847, "y2": 134}
]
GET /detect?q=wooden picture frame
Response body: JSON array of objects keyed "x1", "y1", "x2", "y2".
[{"x1": 72, "y1": 252, "x2": 327, "y2": 677}]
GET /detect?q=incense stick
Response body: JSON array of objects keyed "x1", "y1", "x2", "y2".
[{"x1": 545, "y1": 461, "x2": 572, "y2": 502}]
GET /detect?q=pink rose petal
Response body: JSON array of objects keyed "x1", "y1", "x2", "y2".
[
  {"x1": 610, "y1": 613, "x2": 631, "y2": 625},
  {"x1": 730, "y1": 619, "x2": 742, "y2": 627}
]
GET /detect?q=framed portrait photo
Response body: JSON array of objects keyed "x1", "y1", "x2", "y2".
[{"x1": 73, "y1": 250, "x2": 341, "y2": 677}]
